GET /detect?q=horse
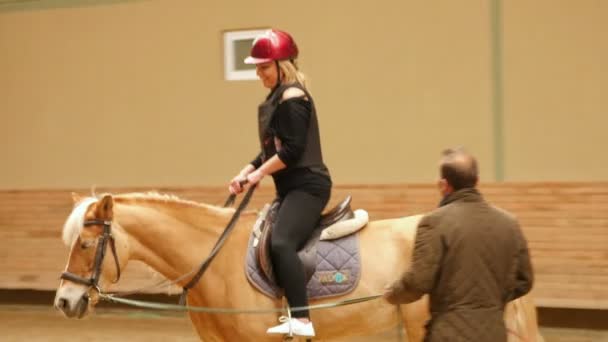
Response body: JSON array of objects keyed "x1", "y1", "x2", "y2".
[{"x1": 54, "y1": 191, "x2": 543, "y2": 341}]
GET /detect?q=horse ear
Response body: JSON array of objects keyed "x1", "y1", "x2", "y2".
[
  {"x1": 71, "y1": 192, "x2": 82, "y2": 205},
  {"x1": 96, "y1": 194, "x2": 114, "y2": 220}
]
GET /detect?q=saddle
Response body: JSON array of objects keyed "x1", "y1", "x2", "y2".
[{"x1": 254, "y1": 196, "x2": 359, "y2": 285}]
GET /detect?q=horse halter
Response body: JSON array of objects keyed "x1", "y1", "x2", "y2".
[{"x1": 60, "y1": 219, "x2": 122, "y2": 293}]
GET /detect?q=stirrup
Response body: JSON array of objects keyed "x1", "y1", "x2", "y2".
[
  {"x1": 283, "y1": 301, "x2": 294, "y2": 338},
  {"x1": 284, "y1": 303, "x2": 294, "y2": 338}
]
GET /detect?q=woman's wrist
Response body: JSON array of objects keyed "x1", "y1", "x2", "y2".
[
  {"x1": 254, "y1": 167, "x2": 267, "y2": 177},
  {"x1": 239, "y1": 164, "x2": 256, "y2": 177}
]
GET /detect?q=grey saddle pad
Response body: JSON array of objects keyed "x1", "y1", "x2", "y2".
[{"x1": 244, "y1": 230, "x2": 362, "y2": 300}]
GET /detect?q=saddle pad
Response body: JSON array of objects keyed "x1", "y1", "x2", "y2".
[{"x1": 245, "y1": 231, "x2": 361, "y2": 300}]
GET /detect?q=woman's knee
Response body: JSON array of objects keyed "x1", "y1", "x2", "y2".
[{"x1": 270, "y1": 237, "x2": 295, "y2": 258}]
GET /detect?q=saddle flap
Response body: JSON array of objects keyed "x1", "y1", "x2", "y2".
[
  {"x1": 255, "y1": 196, "x2": 357, "y2": 287},
  {"x1": 256, "y1": 201, "x2": 280, "y2": 284}
]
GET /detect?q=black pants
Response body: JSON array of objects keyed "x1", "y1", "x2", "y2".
[{"x1": 270, "y1": 189, "x2": 330, "y2": 318}]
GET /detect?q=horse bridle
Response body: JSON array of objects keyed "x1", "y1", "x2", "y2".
[
  {"x1": 59, "y1": 182, "x2": 251, "y2": 303},
  {"x1": 60, "y1": 219, "x2": 121, "y2": 293}
]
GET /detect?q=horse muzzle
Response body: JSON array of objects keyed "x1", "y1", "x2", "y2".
[{"x1": 54, "y1": 285, "x2": 90, "y2": 319}]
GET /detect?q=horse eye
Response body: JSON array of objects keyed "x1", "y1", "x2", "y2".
[{"x1": 80, "y1": 241, "x2": 92, "y2": 249}]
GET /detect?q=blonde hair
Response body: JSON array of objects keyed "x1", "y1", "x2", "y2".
[{"x1": 278, "y1": 60, "x2": 307, "y2": 89}]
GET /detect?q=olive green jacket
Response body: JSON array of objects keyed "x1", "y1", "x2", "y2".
[{"x1": 385, "y1": 188, "x2": 533, "y2": 342}]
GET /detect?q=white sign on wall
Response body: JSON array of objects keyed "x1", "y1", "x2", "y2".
[{"x1": 223, "y1": 29, "x2": 268, "y2": 81}]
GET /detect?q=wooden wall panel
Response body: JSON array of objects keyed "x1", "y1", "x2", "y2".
[{"x1": 1, "y1": 183, "x2": 606, "y2": 309}]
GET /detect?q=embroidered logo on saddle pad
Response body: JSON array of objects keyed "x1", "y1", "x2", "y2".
[
  {"x1": 244, "y1": 197, "x2": 368, "y2": 300},
  {"x1": 317, "y1": 270, "x2": 350, "y2": 285}
]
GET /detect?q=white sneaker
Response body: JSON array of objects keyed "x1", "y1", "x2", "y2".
[{"x1": 267, "y1": 317, "x2": 316, "y2": 337}]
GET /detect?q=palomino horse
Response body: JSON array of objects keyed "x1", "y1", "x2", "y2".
[{"x1": 54, "y1": 192, "x2": 543, "y2": 341}]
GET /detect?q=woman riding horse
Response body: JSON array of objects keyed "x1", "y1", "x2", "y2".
[{"x1": 228, "y1": 28, "x2": 332, "y2": 338}]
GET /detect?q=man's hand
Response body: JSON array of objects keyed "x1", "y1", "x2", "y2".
[{"x1": 383, "y1": 283, "x2": 398, "y2": 304}]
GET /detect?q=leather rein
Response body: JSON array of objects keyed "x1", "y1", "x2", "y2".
[{"x1": 179, "y1": 183, "x2": 257, "y2": 304}]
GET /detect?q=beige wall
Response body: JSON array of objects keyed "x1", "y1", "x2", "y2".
[
  {"x1": 504, "y1": 0, "x2": 608, "y2": 180},
  {"x1": 0, "y1": 0, "x2": 605, "y2": 189}
]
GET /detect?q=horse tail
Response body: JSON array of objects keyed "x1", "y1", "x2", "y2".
[{"x1": 507, "y1": 296, "x2": 545, "y2": 342}]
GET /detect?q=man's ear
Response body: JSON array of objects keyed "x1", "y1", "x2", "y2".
[{"x1": 438, "y1": 179, "x2": 451, "y2": 195}]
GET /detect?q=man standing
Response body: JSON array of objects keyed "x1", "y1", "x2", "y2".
[{"x1": 384, "y1": 148, "x2": 534, "y2": 341}]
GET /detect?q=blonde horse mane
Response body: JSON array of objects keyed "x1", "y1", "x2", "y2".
[
  {"x1": 61, "y1": 192, "x2": 236, "y2": 248},
  {"x1": 115, "y1": 192, "x2": 233, "y2": 212},
  {"x1": 113, "y1": 192, "x2": 238, "y2": 224},
  {"x1": 62, "y1": 197, "x2": 98, "y2": 247}
]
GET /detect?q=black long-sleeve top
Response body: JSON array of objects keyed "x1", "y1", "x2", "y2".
[{"x1": 251, "y1": 98, "x2": 331, "y2": 197}]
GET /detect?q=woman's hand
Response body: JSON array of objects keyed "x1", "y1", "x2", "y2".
[
  {"x1": 228, "y1": 174, "x2": 248, "y2": 194},
  {"x1": 246, "y1": 169, "x2": 265, "y2": 185},
  {"x1": 229, "y1": 164, "x2": 256, "y2": 194}
]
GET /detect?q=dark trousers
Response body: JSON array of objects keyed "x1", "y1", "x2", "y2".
[{"x1": 270, "y1": 189, "x2": 330, "y2": 318}]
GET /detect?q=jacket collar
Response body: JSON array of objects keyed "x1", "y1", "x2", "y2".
[{"x1": 439, "y1": 188, "x2": 483, "y2": 207}]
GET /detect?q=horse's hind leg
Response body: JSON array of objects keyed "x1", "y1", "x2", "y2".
[{"x1": 400, "y1": 297, "x2": 430, "y2": 342}]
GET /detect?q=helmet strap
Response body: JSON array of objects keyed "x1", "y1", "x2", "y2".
[{"x1": 275, "y1": 60, "x2": 282, "y2": 88}]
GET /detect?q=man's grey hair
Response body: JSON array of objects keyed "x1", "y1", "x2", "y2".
[{"x1": 440, "y1": 147, "x2": 478, "y2": 190}]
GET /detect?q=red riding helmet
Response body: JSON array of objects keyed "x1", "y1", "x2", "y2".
[{"x1": 244, "y1": 29, "x2": 299, "y2": 65}]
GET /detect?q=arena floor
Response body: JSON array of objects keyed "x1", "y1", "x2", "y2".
[{"x1": 1, "y1": 304, "x2": 607, "y2": 342}]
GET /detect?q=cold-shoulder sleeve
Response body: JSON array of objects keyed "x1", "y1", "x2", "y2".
[
  {"x1": 250, "y1": 152, "x2": 263, "y2": 169},
  {"x1": 272, "y1": 98, "x2": 311, "y2": 167}
]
